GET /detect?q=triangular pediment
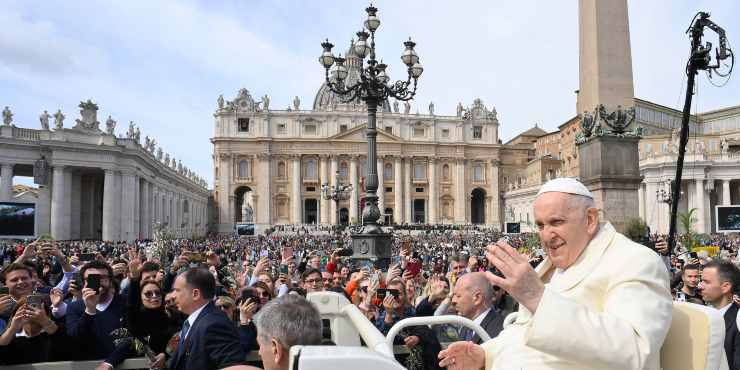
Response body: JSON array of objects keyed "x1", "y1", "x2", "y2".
[{"x1": 328, "y1": 124, "x2": 403, "y2": 142}]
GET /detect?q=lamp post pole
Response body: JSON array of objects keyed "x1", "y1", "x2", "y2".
[
  {"x1": 322, "y1": 170, "x2": 353, "y2": 232},
  {"x1": 318, "y1": 4, "x2": 423, "y2": 269}
]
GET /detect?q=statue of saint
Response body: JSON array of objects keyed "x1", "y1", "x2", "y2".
[
  {"x1": 2, "y1": 106, "x2": 12, "y2": 126},
  {"x1": 393, "y1": 100, "x2": 399, "y2": 113},
  {"x1": 242, "y1": 193, "x2": 254, "y2": 223},
  {"x1": 127, "y1": 121, "x2": 135, "y2": 138},
  {"x1": 721, "y1": 139, "x2": 730, "y2": 154},
  {"x1": 145, "y1": 136, "x2": 151, "y2": 149},
  {"x1": 293, "y1": 96, "x2": 300, "y2": 110},
  {"x1": 217, "y1": 94, "x2": 225, "y2": 109},
  {"x1": 105, "y1": 115, "x2": 116, "y2": 135},
  {"x1": 404, "y1": 101, "x2": 411, "y2": 114},
  {"x1": 134, "y1": 127, "x2": 141, "y2": 143},
  {"x1": 157, "y1": 147, "x2": 163, "y2": 160},
  {"x1": 53, "y1": 110, "x2": 65, "y2": 130},
  {"x1": 150, "y1": 139, "x2": 157, "y2": 153},
  {"x1": 428, "y1": 101, "x2": 435, "y2": 115},
  {"x1": 263, "y1": 94, "x2": 270, "y2": 111},
  {"x1": 39, "y1": 110, "x2": 50, "y2": 130},
  {"x1": 456, "y1": 102, "x2": 464, "y2": 117},
  {"x1": 164, "y1": 153, "x2": 170, "y2": 167}
]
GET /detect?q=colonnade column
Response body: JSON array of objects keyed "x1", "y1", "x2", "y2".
[
  {"x1": 120, "y1": 173, "x2": 137, "y2": 242},
  {"x1": 428, "y1": 158, "x2": 438, "y2": 224},
  {"x1": 455, "y1": 159, "x2": 466, "y2": 223},
  {"x1": 403, "y1": 157, "x2": 412, "y2": 223},
  {"x1": 377, "y1": 157, "x2": 385, "y2": 223},
  {"x1": 394, "y1": 157, "x2": 403, "y2": 225},
  {"x1": 0, "y1": 164, "x2": 13, "y2": 201},
  {"x1": 51, "y1": 166, "x2": 68, "y2": 240},
  {"x1": 140, "y1": 180, "x2": 150, "y2": 239},
  {"x1": 350, "y1": 156, "x2": 359, "y2": 224},
  {"x1": 330, "y1": 156, "x2": 338, "y2": 224},
  {"x1": 102, "y1": 170, "x2": 117, "y2": 241},
  {"x1": 319, "y1": 155, "x2": 329, "y2": 224},
  {"x1": 291, "y1": 156, "x2": 302, "y2": 224}
]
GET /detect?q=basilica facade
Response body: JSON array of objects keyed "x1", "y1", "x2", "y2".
[{"x1": 211, "y1": 77, "x2": 522, "y2": 232}]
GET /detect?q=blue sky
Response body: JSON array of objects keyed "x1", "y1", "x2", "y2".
[{"x1": 2, "y1": 0, "x2": 738, "y2": 188}]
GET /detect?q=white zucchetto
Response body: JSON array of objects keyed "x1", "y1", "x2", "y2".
[{"x1": 536, "y1": 177, "x2": 594, "y2": 199}]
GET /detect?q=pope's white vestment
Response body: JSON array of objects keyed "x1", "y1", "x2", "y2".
[{"x1": 482, "y1": 222, "x2": 673, "y2": 370}]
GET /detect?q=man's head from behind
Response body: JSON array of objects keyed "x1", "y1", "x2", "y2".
[
  {"x1": 451, "y1": 272, "x2": 493, "y2": 320},
  {"x1": 700, "y1": 260, "x2": 739, "y2": 307},
  {"x1": 255, "y1": 294, "x2": 322, "y2": 370},
  {"x1": 533, "y1": 178, "x2": 600, "y2": 270},
  {"x1": 173, "y1": 267, "x2": 215, "y2": 314}
]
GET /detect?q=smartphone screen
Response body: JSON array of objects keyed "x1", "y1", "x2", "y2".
[
  {"x1": 280, "y1": 264, "x2": 289, "y2": 274},
  {"x1": 86, "y1": 274, "x2": 101, "y2": 293}
]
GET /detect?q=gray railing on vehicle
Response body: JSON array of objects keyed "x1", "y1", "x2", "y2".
[{"x1": 0, "y1": 345, "x2": 445, "y2": 370}]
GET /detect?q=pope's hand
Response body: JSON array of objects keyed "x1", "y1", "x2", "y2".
[
  {"x1": 438, "y1": 341, "x2": 485, "y2": 370},
  {"x1": 485, "y1": 239, "x2": 545, "y2": 313}
]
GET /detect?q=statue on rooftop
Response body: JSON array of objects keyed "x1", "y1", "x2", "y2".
[{"x1": 39, "y1": 110, "x2": 50, "y2": 130}]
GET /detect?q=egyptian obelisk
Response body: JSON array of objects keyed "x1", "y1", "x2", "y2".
[{"x1": 577, "y1": 0, "x2": 641, "y2": 232}]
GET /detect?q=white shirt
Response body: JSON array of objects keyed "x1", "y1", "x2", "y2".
[
  {"x1": 184, "y1": 302, "x2": 208, "y2": 341},
  {"x1": 473, "y1": 308, "x2": 492, "y2": 327},
  {"x1": 96, "y1": 293, "x2": 114, "y2": 312},
  {"x1": 718, "y1": 302, "x2": 733, "y2": 316}
]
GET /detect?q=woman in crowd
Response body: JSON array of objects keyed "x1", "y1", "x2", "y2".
[{"x1": 102, "y1": 277, "x2": 183, "y2": 369}]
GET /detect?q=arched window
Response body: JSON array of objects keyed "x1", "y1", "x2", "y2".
[
  {"x1": 306, "y1": 158, "x2": 318, "y2": 179},
  {"x1": 277, "y1": 161, "x2": 286, "y2": 178},
  {"x1": 383, "y1": 163, "x2": 393, "y2": 181},
  {"x1": 442, "y1": 164, "x2": 450, "y2": 181},
  {"x1": 340, "y1": 161, "x2": 349, "y2": 178},
  {"x1": 238, "y1": 159, "x2": 250, "y2": 178}
]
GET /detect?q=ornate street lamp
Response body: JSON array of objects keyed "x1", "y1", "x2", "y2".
[
  {"x1": 321, "y1": 171, "x2": 353, "y2": 229},
  {"x1": 319, "y1": 4, "x2": 422, "y2": 269}
]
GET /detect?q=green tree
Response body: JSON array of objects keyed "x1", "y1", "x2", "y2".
[{"x1": 678, "y1": 208, "x2": 698, "y2": 251}]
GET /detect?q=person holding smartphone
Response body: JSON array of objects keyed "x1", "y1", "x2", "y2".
[{"x1": 65, "y1": 260, "x2": 127, "y2": 364}]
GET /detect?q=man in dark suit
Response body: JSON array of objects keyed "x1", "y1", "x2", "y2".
[
  {"x1": 169, "y1": 267, "x2": 246, "y2": 370},
  {"x1": 700, "y1": 260, "x2": 740, "y2": 370},
  {"x1": 451, "y1": 272, "x2": 505, "y2": 343}
]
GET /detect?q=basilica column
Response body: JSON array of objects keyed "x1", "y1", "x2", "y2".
[
  {"x1": 489, "y1": 160, "x2": 501, "y2": 228},
  {"x1": 320, "y1": 155, "x2": 329, "y2": 224},
  {"x1": 102, "y1": 170, "x2": 118, "y2": 241},
  {"x1": 350, "y1": 156, "x2": 359, "y2": 223},
  {"x1": 637, "y1": 182, "x2": 645, "y2": 221},
  {"x1": 455, "y1": 159, "x2": 467, "y2": 223},
  {"x1": 428, "y1": 158, "x2": 438, "y2": 224},
  {"x1": 394, "y1": 157, "x2": 403, "y2": 225},
  {"x1": 140, "y1": 180, "x2": 150, "y2": 239},
  {"x1": 330, "y1": 156, "x2": 338, "y2": 224},
  {"x1": 257, "y1": 154, "x2": 273, "y2": 225},
  {"x1": 723, "y1": 180, "x2": 732, "y2": 205},
  {"x1": 133, "y1": 176, "x2": 140, "y2": 239},
  {"x1": 404, "y1": 157, "x2": 412, "y2": 223},
  {"x1": 0, "y1": 164, "x2": 13, "y2": 201},
  {"x1": 51, "y1": 166, "x2": 68, "y2": 240},
  {"x1": 695, "y1": 179, "x2": 706, "y2": 234},
  {"x1": 292, "y1": 156, "x2": 302, "y2": 224},
  {"x1": 377, "y1": 157, "x2": 385, "y2": 222}
]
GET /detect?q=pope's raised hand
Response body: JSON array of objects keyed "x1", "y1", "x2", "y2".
[{"x1": 485, "y1": 239, "x2": 545, "y2": 313}]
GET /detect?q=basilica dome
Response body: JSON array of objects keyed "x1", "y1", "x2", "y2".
[{"x1": 312, "y1": 42, "x2": 391, "y2": 112}]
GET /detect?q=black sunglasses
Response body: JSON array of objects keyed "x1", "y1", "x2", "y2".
[{"x1": 143, "y1": 291, "x2": 162, "y2": 299}]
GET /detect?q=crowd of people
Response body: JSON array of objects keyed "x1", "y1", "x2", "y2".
[{"x1": 2, "y1": 207, "x2": 740, "y2": 369}]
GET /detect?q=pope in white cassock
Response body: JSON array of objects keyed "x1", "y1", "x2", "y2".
[{"x1": 439, "y1": 178, "x2": 673, "y2": 370}]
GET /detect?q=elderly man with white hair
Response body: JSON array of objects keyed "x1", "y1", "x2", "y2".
[{"x1": 439, "y1": 177, "x2": 673, "y2": 370}]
